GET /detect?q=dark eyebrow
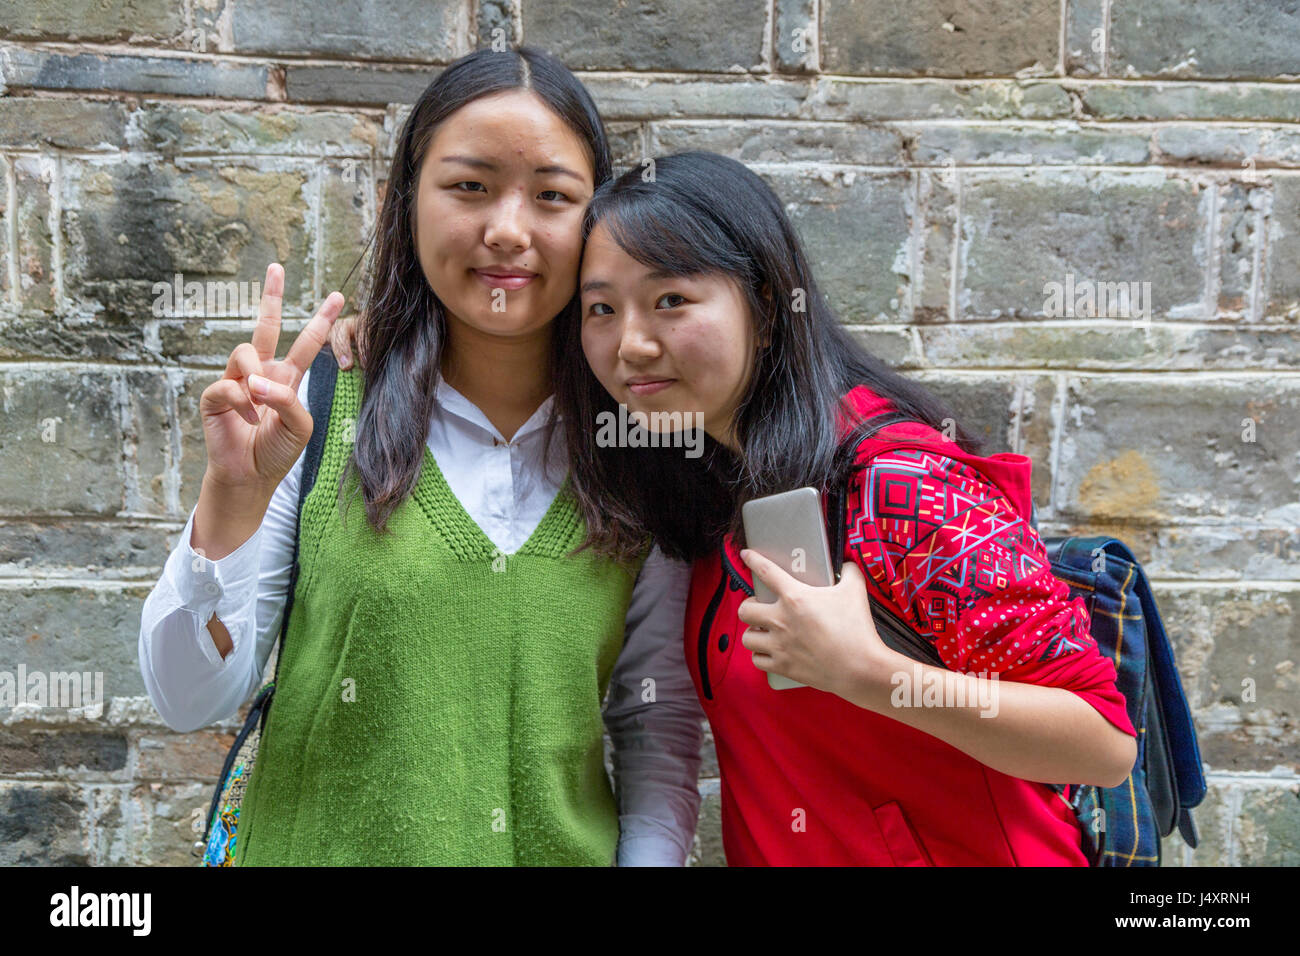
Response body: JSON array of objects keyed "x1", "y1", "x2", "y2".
[
  {"x1": 441, "y1": 155, "x2": 586, "y2": 183},
  {"x1": 581, "y1": 270, "x2": 683, "y2": 295}
]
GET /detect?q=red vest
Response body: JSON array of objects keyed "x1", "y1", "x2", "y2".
[{"x1": 683, "y1": 386, "x2": 1108, "y2": 865}]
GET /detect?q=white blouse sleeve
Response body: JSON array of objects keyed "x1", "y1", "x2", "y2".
[{"x1": 136, "y1": 371, "x2": 311, "y2": 733}]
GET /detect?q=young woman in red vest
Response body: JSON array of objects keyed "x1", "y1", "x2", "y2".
[{"x1": 551, "y1": 151, "x2": 1138, "y2": 865}]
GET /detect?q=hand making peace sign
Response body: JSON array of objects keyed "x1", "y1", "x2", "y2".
[{"x1": 198, "y1": 263, "x2": 345, "y2": 494}]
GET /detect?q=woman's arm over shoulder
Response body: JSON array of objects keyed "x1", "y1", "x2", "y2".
[
  {"x1": 137, "y1": 371, "x2": 310, "y2": 733},
  {"x1": 603, "y1": 543, "x2": 706, "y2": 866}
]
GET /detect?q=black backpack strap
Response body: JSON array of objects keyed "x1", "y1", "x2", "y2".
[
  {"x1": 260, "y1": 347, "x2": 339, "y2": 730},
  {"x1": 829, "y1": 412, "x2": 915, "y2": 582},
  {"x1": 829, "y1": 472, "x2": 850, "y2": 583}
]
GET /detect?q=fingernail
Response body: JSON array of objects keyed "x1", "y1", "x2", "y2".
[{"x1": 249, "y1": 374, "x2": 269, "y2": 397}]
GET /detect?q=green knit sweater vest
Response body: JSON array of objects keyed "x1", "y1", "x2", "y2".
[{"x1": 232, "y1": 366, "x2": 648, "y2": 865}]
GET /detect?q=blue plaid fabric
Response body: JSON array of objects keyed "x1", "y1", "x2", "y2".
[{"x1": 1041, "y1": 531, "x2": 1205, "y2": 866}]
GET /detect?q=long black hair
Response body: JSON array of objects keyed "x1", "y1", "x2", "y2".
[
  {"x1": 554, "y1": 151, "x2": 984, "y2": 565},
  {"x1": 338, "y1": 46, "x2": 612, "y2": 534}
]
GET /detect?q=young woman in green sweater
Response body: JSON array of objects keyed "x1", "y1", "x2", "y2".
[{"x1": 137, "y1": 47, "x2": 705, "y2": 866}]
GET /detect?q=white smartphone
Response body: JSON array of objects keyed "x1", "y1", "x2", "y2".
[{"x1": 740, "y1": 486, "x2": 836, "y2": 690}]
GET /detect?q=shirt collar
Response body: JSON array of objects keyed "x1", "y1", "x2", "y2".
[{"x1": 433, "y1": 377, "x2": 562, "y2": 444}]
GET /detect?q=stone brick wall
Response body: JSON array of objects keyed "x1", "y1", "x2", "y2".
[{"x1": 1, "y1": 1, "x2": 1296, "y2": 866}]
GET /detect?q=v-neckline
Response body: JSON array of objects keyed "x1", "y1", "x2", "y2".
[{"x1": 412, "y1": 442, "x2": 575, "y2": 559}]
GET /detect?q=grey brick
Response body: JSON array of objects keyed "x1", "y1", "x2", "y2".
[
  {"x1": 1235, "y1": 784, "x2": 1300, "y2": 865},
  {"x1": 1169, "y1": 783, "x2": 1228, "y2": 866},
  {"x1": 136, "y1": 780, "x2": 210, "y2": 866},
  {"x1": 913, "y1": 170, "x2": 958, "y2": 323},
  {"x1": 1079, "y1": 82, "x2": 1300, "y2": 123},
  {"x1": 84, "y1": 783, "x2": 135, "y2": 864},
  {"x1": 959, "y1": 169, "x2": 1208, "y2": 321},
  {"x1": 690, "y1": 786, "x2": 724, "y2": 866},
  {"x1": 136, "y1": 729, "x2": 234, "y2": 781},
  {"x1": 286, "y1": 64, "x2": 442, "y2": 106},
  {"x1": 223, "y1": 0, "x2": 466, "y2": 61},
  {"x1": 0, "y1": 47, "x2": 269, "y2": 99},
  {"x1": 123, "y1": 368, "x2": 179, "y2": 518},
  {"x1": 131, "y1": 104, "x2": 381, "y2": 159},
  {"x1": 0, "y1": 367, "x2": 123, "y2": 515},
  {"x1": 1214, "y1": 182, "x2": 1268, "y2": 320},
  {"x1": 1261, "y1": 176, "x2": 1300, "y2": 321},
  {"x1": 0, "y1": 585, "x2": 152, "y2": 699},
  {"x1": 804, "y1": 79, "x2": 1074, "y2": 122},
  {"x1": 919, "y1": 323, "x2": 1300, "y2": 371},
  {"x1": 1129, "y1": 524, "x2": 1300, "y2": 583},
  {"x1": 0, "y1": 0, "x2": 184, "y2": 44},
  {"x1": 584, "y1": 74, "x2": 810, "y2": 121},
  {"x1": 524, "y1": 0, "x2": 766, "y2": 72},
  {"x1": 0, "y1": 520, "x2": 177, "y2": 578},
  {"x1": 0, "y1": 727, "x2": 127, "y2": 774},
  {"x1": 156, "y1": 318, "x2": 296, "y2": 367},
  {"x1": 0, "y1": 314, "x2": 154, "y2": 363},
  {"x1": 0, "y1": 782, "x2": 88, "y2": 865},
  {"x1": 2, "y1": 155, "x2": 54, "y2": 315},
  {"x1": 318, "y1": 161, "x2": 376, "y2": 299},
  {"x1": 758, "y1": 167, "x2": 912, "y2": 324},
  {"x1": 906, "y1": 373, "x2": 1021, "y2": 458},
  {"x1": 910, "y1": 124, "x2": 1153, "y2": 168},
  {"x1": 1158, "y1": 587, "x2": 1298, "y2": 748},
  {"x1": 0, "y1": 97, "x2": 128, "y2": 149},
  {"x1": 773, "y1": 0, "x2": 817, "y2": 73},
  {"x1": 61, "y1": 157, "x2": 316, "y2": 320},
  {"x1": 843, "y1": 327, "x2": 917, "y2": 370},
  {"x1": 1155, "y1": 126, "x2": 1300, "y2": 170},
  {"x1": 1167, "y1": 782, "x2": 1300, "y2": 867},
  {"x1": 476, "y1": 0, "x2": 517, "y2": 50},
  {"x1": 174, "y1": 370, "x2": 221, "y2": 511},
  {"x1": 1054, "y1": 377, "x2": 1300, "y2": 522},
  {"x1": 1064, "y1": 0, "x2": 1106, "y2": 77},
  {"x1": 1109, "y1": 0, "x2": 1300, "y2": 80},
  {"x1": 650, "y1": 121, "x2": 903, "y2": 165},
  {"x1": 605, "y1": 121, "x2": 645, "y2": 172},
  {"x1": 821, "y1": 0, "x2": 1059, "y2": 77},
  {"x1": 1014, "y1": 375, "x2": 1058, "y2": 508}
]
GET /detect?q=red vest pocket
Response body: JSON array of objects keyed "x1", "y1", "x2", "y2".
[{"x1": 872, "y1": 800, "x2": 934, "y2": 866}]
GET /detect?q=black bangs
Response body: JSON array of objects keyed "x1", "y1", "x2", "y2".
[{"x1": 583, "y1": 159, "x2": 753, "y2": 284}]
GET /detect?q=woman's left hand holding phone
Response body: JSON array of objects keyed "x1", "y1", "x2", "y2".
[{"x1": 736, "y1": 551, "x2": 905, "y2": 702}]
